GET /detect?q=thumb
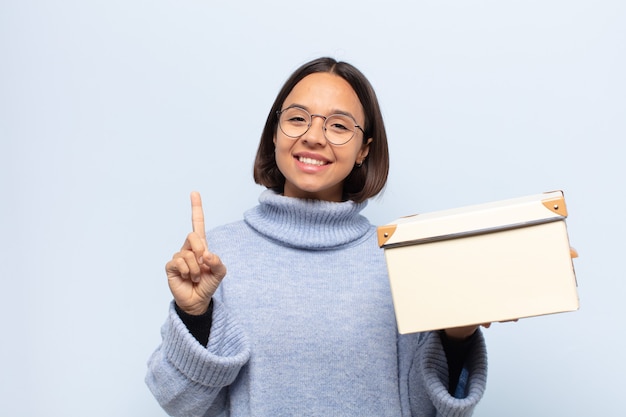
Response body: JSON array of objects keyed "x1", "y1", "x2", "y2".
[{"x1": 204, "y1": 252, "x2": 227, "y2": 280}]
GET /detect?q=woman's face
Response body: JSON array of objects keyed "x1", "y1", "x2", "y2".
[{"x1": 274, "y1": 72, "x2": 372, "y2": 202}]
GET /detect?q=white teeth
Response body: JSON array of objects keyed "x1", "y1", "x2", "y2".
[{"x1": 299, "y1": 157, "x2": 326, "y2": 166}]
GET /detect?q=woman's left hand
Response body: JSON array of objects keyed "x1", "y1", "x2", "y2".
[
  {"x1": 444, "y1": 319, "x2": 519, "y2": 341},
  {"x1": 443, "y1": 323, "x2": 491, "y2": 341}
]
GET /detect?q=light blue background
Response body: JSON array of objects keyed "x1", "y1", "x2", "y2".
[{"x1": 1, "y1": 1, "x2": 624, "y2": 415}]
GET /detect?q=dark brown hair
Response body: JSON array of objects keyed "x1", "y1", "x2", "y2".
[{"x1": 253, "y1": 57, "x2": 389, "y2": 203}]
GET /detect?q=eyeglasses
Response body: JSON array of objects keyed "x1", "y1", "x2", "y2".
[{"x1": 277, "y1": 106, "x2": 365, "y2": 146}]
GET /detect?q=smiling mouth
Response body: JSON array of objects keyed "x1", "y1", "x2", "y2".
[{"x1": 297, "y1": 156, "x2": 328, "y2": 166}]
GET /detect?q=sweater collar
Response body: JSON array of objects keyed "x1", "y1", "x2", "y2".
[{"x1": 244, "y1": 189, "x2": 372, "y2": 250}]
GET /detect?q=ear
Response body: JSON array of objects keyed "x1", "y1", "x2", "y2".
[{"x1": 357, "y1": 137, "x2": 373, "y2": 164}]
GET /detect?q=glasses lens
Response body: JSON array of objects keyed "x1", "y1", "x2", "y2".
[
  {"x1": 279, "y1": 107, "x2": 311, "y2": 138},
  {"x1": 325, "y1": 115, "x2": 357, "y2": 145}
]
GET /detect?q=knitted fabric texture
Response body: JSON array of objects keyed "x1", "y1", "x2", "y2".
[{"x1": 146, "y1": 190, "x2": 487, "y2": 417}]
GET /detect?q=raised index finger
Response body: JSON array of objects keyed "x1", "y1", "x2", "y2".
[{"x1": 190, "y1": 191, "x2": 207, "y2": 248}]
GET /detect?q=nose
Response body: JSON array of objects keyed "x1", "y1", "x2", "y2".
[{"x1": 301, "y1": 114, "x2": 328, "y2": 145}]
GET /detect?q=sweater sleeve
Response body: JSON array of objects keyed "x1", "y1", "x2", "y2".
[
  {"x1": 399, "y1": 330, "x2": 488, "y2": 417},
  {"x1": 145, "y1": 299, "x2": 250, "y2": 417}
]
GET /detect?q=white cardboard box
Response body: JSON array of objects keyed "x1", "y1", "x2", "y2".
[{"x1": 378, "y1": 190, "x2": 579, "y2": 334}]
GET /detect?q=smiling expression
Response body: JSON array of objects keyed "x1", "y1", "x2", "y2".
[{"x1": 273, "y1": 73, "x2": 372, "y2": 202}]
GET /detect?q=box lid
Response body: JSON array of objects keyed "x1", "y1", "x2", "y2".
[{"x1": 378, "y1": 190, "x2": 568, "y2": 248}]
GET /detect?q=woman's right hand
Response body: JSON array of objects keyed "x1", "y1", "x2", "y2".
[{"x1": 165, "y1": 192, "x2": 227, "y2": 315}]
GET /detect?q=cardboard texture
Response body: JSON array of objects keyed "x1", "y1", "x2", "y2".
[{"x1": 378, "y1": 190, "x2": 579, "y2": 334}]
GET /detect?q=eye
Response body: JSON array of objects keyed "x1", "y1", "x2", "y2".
[
  {"x1": 288, "y1": 115, "x2": 307, "y2": 123},
  {"x1": 282, "y1": 107, "x2": 310, "y2": 125},
  {"x1": 329, "y1": 122, "x2": 349, "y2": 131},
  {"x1": 327, "y1": 115, "x2": 353, "y2": 133}
]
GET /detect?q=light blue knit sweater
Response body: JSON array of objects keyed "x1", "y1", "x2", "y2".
[{"x1": 146, "y1": 190, "x2": 488, "y2": 417}]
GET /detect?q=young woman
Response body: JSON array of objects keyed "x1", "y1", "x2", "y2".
[{"x1": 146, "y1": 57, "x2": 488, "y2": 417}]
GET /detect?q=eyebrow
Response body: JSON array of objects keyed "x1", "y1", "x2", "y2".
[{"x1": 284, "y1": 103, "x2": 361, "y2": 123}]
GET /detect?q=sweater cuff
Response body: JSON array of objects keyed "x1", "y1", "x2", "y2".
[
  {"x1": 162, "y1": 300, "x2": 250, "y2": 388},
  {"x1": 416, "y1": 330, "x2": 488, "y2": 417}
]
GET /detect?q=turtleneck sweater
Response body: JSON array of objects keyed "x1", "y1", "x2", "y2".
[{"x1": 146, "y1": 190, "x2": 488, "y2": 417}]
